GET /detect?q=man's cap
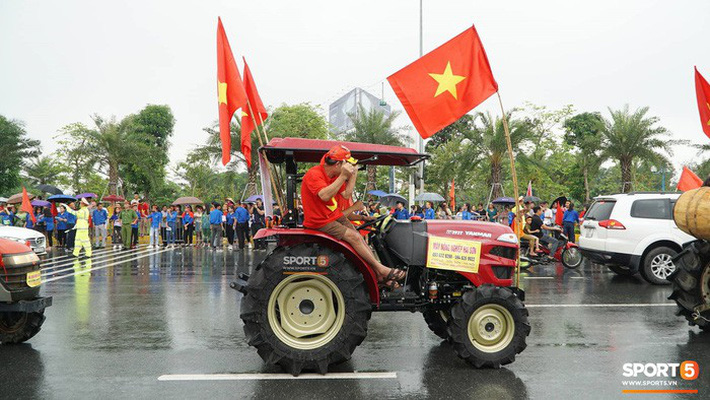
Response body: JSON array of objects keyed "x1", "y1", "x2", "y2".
[
  {"x1": 81, "y1": 197, "x2": 90, "y2": 206},
  {"x1": 321, "y1": 145, "x2": 357, "y2": 165}
]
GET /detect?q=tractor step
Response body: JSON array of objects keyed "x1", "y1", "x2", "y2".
[
  {"x1": 230, "y1": 279, "x2": 249, "y2": 294},
  {"x1": 376, "y1": 289, "x2": 422, "y2": 311}
]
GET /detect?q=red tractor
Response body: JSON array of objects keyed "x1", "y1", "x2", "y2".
[{"x1": 234, "y1": 138, "x2": 529, "y2": 375}]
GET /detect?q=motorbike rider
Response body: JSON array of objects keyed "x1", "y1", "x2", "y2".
[
  {"x1": 301, "y1": 145, "x2": 406, "y2": 287},
  {"x1": 531, "y1": 206, "x2": 562, "y2": 260}
]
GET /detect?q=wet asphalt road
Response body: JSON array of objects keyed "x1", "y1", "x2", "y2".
[{"x1": 2, "y1": 244, "x2": 710, "y2": 399}]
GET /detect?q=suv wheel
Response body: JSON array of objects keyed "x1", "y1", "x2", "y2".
[{"x1": 640, "y1": 246, "x2": 677, "y2": 285}]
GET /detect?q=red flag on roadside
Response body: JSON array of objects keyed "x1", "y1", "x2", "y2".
[
  {"x1": 555, "y1": 202, "x2": 564, "y2": 226},
  {"x1": 677, "y1": 166, "x2": 703, "y2": 191},
  {"x1": 241, "y1": 57, "x2": 269, "y2": 168},
  {"x1": 449, "y1": 179, "x2": 456, "y2": 209},
  {"x1": 387, "y1": 25, "x2": 498, "y2": 139},
  {"x1": 21, "y1": 187, "x2": 35, "y2": 224},
  {"x1": 216, "y1": 17, "x2": 248, "y2": 166},
  {"x1": 526, "y1": 181, "x2": 532, "y2": 197},
  {"x1": 695, "y1": 67, "x2": 710, "y2": 140},
  {"x1": 51, "y1": 202, "x2": 57, "y2": 217}
]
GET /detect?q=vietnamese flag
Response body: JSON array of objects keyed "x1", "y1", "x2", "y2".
[
  {"x1": 216, "y1": 17, "x2": 248, "y2": 166},
  {"x1": 241, "y1": 57, "x2": 269, "y2": 168},
  {"x1": 449, "y1": 179, "x2": 455, "y2": 209},
  {"x1": 695, "y1": 67, "x2": 710, "y2": 140},
  {"x1": 387, "y1": 25, "x2": 498, "y2": 139},
  {"x1": 677, "y1": 166, "x2": 703, "y2": 191},
  {"x1": 21, "y1": 187, "x2": 35, "y2": 224}
]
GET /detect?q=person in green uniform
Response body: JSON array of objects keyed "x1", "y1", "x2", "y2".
[{"x1": 119, "y1": 201, "x2": 138, "y2": 250}]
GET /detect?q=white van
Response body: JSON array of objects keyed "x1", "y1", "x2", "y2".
[
  {"x1": 0, "y1": 226, "x2": 47, "y2": 255},
  {"x1": 579, "y1": 192, "x2": 695, "y2": 284}
]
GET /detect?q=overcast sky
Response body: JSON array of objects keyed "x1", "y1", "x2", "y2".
[{"x1": 2, "y1": 0, "x2": 709, "y2": 179}]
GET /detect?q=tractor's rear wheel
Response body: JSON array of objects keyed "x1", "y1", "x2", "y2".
[
  {"x1": 240, "y1": 243, "x2": 371, "y2": 375},
  {"x1": 423, "y1": 307, "x2": 452, "y2": 341},
  {"x1": 668, "y1": 240, "x2": 710, "y2": 331},
  {"x1": 0, "y1": 310, "x2": 46, "y2": 344},
  {"x1": 448, "y1": 285, "x2": 530, "y2": 368}
]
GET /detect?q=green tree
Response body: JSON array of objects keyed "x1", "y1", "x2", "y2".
[
  {"x1": 564, "y1": 112, "x2": 604, "y2": 202},
  {"x1": 0, "y1": 116, "x2": 40, "y2": 195},
  {"x1": 267, "y1": 103, "x2": 330, "y2": 140},
  {"x1": 23, "y1": 155, "x2": 70, "y2": 187},
  {"x1": 424, "y1": 114, "x2": 475, "y2": 152},
  {"x1": 601, "y1": 105, "x2": 674, "y2": 193},
  {"x1": 345, "y1": 105, "x2": 406, "y2": 192}
]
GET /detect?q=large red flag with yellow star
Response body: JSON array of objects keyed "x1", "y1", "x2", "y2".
[
  {"x1": 216, "y1": 17, "x2": 248, "y2": 166},
  {"x1": 241, "y1": 57, "x2": 269, "y2": 168},
  {"x1": 388, "y1": 25, "x2": 498, "y2": 139},
  {"x1": 695, "y1": 67, "x2": 710, "y2": 140}
]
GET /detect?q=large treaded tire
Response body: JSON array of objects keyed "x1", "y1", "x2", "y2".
[
  {"x1": 668, "y1": 240, "x2": 710, "y2": 331},
  {"x1": 448, "y1": 285, "x2": 530, "y2": 368},
  {"x1": 240, "y1": 243, "x2": 371, "y2": 375},
  {"x1": 0, "y1": 310, "x2": 46, "y2": 344},
  {"x1": 423, "y1": 307, "x2": 452, "y2": 341}
]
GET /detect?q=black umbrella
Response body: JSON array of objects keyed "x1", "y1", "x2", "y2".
[
  {"x1": 523, "y1": 195, "x2": 541, "y2": 204},
  {"x1": 551, "y1": 196, "x2": 568, "y2": 208},
  {"x1": 36, "y1": 184, "x2": 63, "y2": 195}
]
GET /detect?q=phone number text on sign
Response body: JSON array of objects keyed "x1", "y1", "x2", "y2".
[{"x1": 426, "y1": 235, "x2": 482, "y2": 273}]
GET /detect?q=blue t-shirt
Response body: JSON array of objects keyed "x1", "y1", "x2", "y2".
[
  {"x1": 461, "y1": 210, "x2": 472, "y2": 220},
  {"x1": 56, "y1": 211, "x2": 68, "y2": 230},
  {"x1": 209, "y1": 209, "x2": 223, "y2": 225},
  {"x1": 226, "y1": 212, "x2": 235, "y2": 225},
  {"x1": 424, "y1": 208, "x2": 435, "y2": 220},
  {"x1": 149, "y1": 211, "x2": 162, "y2": 228},
  {"x1": 166, "y1": 211, "x2": 177, "y2": 224},
  {"x1": 0, "y1": 211, "x2": 11, "y2": 226},
  {"x1": 132, "y1": 211, "x2": 140, "y2": 228},
  {"x1": 392, "y1": 209, "x2": 410, "y2": 220},
  {"x1": 92, "y1": 208, "x2": 108, "y2": 225},
  {"x1": 563, "y1": 210, "x2": 580, "y2": 223},
  {"x1": 44, "y1": 215, "x2": 54, "y2": 230},
  {"x1": 235, "y1": 207, "x2": 250, "y2": 223},
  {"x1": 183, "y1": 212, "x2": 194, "y2": 225},
  {"x1": 66, "y1": 211, "x2": 77, "y2": 226}
]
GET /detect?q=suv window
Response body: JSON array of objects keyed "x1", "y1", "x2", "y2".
[
  {"x1": 584, "y1": 200, "x2": 616, "y2": 221},
  {"x1": 630, "y1": 199, "x2": 671, "y2": 220}
]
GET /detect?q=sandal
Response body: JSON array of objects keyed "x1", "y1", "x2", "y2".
[
  {"x1": 380, "y1": 268, "x2": 406, "y2": 283},
  {"x1": 380, "y1": 279, "x2": 401, "y2": 290}
]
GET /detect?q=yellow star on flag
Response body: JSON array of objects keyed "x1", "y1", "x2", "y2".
[
  {"x1": 707, "y1": 103, "x2": 710, "y2": 125},
  {"x1": 218, "y1": 82, "x2": 228, "y2": 105},
  {"x1": 242, "y1": 110, "x2": 249, "y2": 117},
  {"x1": 429, "y1": 61, "x2": 466, "y2": 99}
]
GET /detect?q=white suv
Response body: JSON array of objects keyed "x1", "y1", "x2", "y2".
[{"x1": 579, "y1": 192, "x2": 695, "y2": 285}]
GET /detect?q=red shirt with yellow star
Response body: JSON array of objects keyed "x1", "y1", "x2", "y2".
[{"x1": 301, "y1": 165, "x2": 346, "y2": 229}]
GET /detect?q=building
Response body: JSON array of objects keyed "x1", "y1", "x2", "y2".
[{"x1": 328, "y1": 87, "x2": 392, "y2": 134}]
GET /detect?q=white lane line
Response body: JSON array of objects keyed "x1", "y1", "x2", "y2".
[
  {"x1": 40, "y1": 247, "x2": 115, "y2": 265},
  {"x1": 570, "y1": 276, "x2": 586, "y2": 279},
  {"x1": 158, "y1": 372, "x2": 398, "y2": 381},
  {"x1": 523, "y1": 277, "x2": 554, "y2": 280},
  {"x1": 527, "y1": 303, "x2": 676, "y2": 308},
  {"x1": 42, "y1": 248, "x2": 171, "y2": 284},
  {"x1": 41, "y1": 246, "x2": 148, "y2": 271},
  {"x1": 42, "y1": 247, "x2": 155, "y2": 277}
]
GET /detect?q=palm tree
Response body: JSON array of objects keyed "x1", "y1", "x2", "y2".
[
  {"x1": 345, "y1": 105, "x2": 406, "y2": 192},
  {"x1": 23, "y1": 155, "x2": 68, "y2": 187},
  {"x1": 601, "y1": 105, "x2": 674, "y2": 193},
  {"x1": 467, "y1": 111, "x2": 532, "y2": 199}
]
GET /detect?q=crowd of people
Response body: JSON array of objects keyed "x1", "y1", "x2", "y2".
[{"x1": 0, "y1": 192, "x2": 274, "y2": 255}]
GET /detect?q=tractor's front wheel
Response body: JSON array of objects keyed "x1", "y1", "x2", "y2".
[
  {"x1": 240, "y1": 243, "x2": 371, "y2": 375},
  {"x1": 448, "y1": 285, "x2": 530, "y2": 368},
  {"x1": 0, "y1": 310, "x2": 46, "y2": 344},
  {"x1": 668, "y1": 240, "x2": 710, "y2": 331}
]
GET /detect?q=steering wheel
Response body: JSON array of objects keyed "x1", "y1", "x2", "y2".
[{"x1": 356, "y1": 214, "x2": 389, "y2": 231}]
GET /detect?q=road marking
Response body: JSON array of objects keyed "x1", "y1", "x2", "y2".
[
  {"x1": 157, "y1": 372, "x2": 398, "y2": 381},
  {"x1": 570, "y1": 276, "x2": 586, "y2": 279},
  {"x1": 527, "y1": 303, "x2": 676, "y2": 308},
  {"x1": 42, "y1": 247, "x2": 156, "y2": 277},
  {"x1": 42, "y1": 247, "x2": 171, "y2": 284},
  {"x1": 40, "y1": 246, "x2": 118, "y2": 265},
  {"x1": 42, "y1": 248, "x2": 140, "y2": 273},
  {"x1": 523, "y1": 276, "x2": 554, "y2": 280}
]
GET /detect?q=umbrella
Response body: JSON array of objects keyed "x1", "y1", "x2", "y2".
[
  {"x1": 102, "y1": 195, "x2": 125, "y2": 203},
  {"x1": 36, "y1": 184, "x2": 63, "y2": 195},
  {"x1": 523, "y1": 195, "x2": 541, "y2": 204},
  {"x1": 492, "y1": 197, "x2": 516, "y2": 206},
  {"x1": 172, "y1": 196, "x2": 204, "y2": 206},
  {"x1": 380, "y1": 193, "x2": 408, "y2": 208},
  {"x1": 551, "y1": 196, "x2": 568, "y2": 208},
  {"x1": 47, "y1": 194, "x2": 77, "y2": 203},
  {"x1": 7, "y1": 192, "x2": 35, "y2": 204},
  {"x1": 367, "y1": 190, "x2": 388, "y2": 197},
  {"x1": 244, "y1": 195, "x2": 264, "y2": 203},
  {"x1": 30, "y1": 200, "x2": 51, "y2": 207},
  {"x1": 414, "y1": 192, "x2": 445, "y2": 202},
  {"x1": 0, "y1": 197, "x2": 7, "y2": 203},
  {"x1": 76, "y1": 192, "x2": 98, "y2": 199}
]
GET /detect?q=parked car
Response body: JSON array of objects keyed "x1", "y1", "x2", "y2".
[
  {"x1": 0, "y1": 226, "x2": 46, "y2": 255},
  {"x1": 579, "y1": 192, "x2": 695, "y2": 284}
]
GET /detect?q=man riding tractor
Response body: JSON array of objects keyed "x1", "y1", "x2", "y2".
[
  {"x1": 301, "y1": 145, "x2": 405, "y2": 288},
  {"x1": 235, "y1": 138, "x2": 529, "y2": 376}
]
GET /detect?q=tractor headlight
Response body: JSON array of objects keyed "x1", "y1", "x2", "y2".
[
  {"x1": 496, "y1": 233, "x2": 518, "y2": 245},
  {"x1": 3, "y1": 252, "x2": 39, "y2": 265}
]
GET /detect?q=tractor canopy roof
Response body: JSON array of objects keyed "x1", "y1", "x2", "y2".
[{"x1": 261, "y1": 137, "x2": 428, "y2": 166}]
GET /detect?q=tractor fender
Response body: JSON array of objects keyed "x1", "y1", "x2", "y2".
[{"x1": 254, "y1": 228, "x2": 380, "y2": 304}]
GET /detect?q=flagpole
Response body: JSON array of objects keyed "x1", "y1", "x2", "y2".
[
  {"x1": 245, "y1": 101, "x2": 286, "y2": 213},
  {"x1": 496, "y1": 91, "x2": 522, "y2": 287},
  {"x1": 254, "y1": 112, "x2": 285, "y2": 197}
]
